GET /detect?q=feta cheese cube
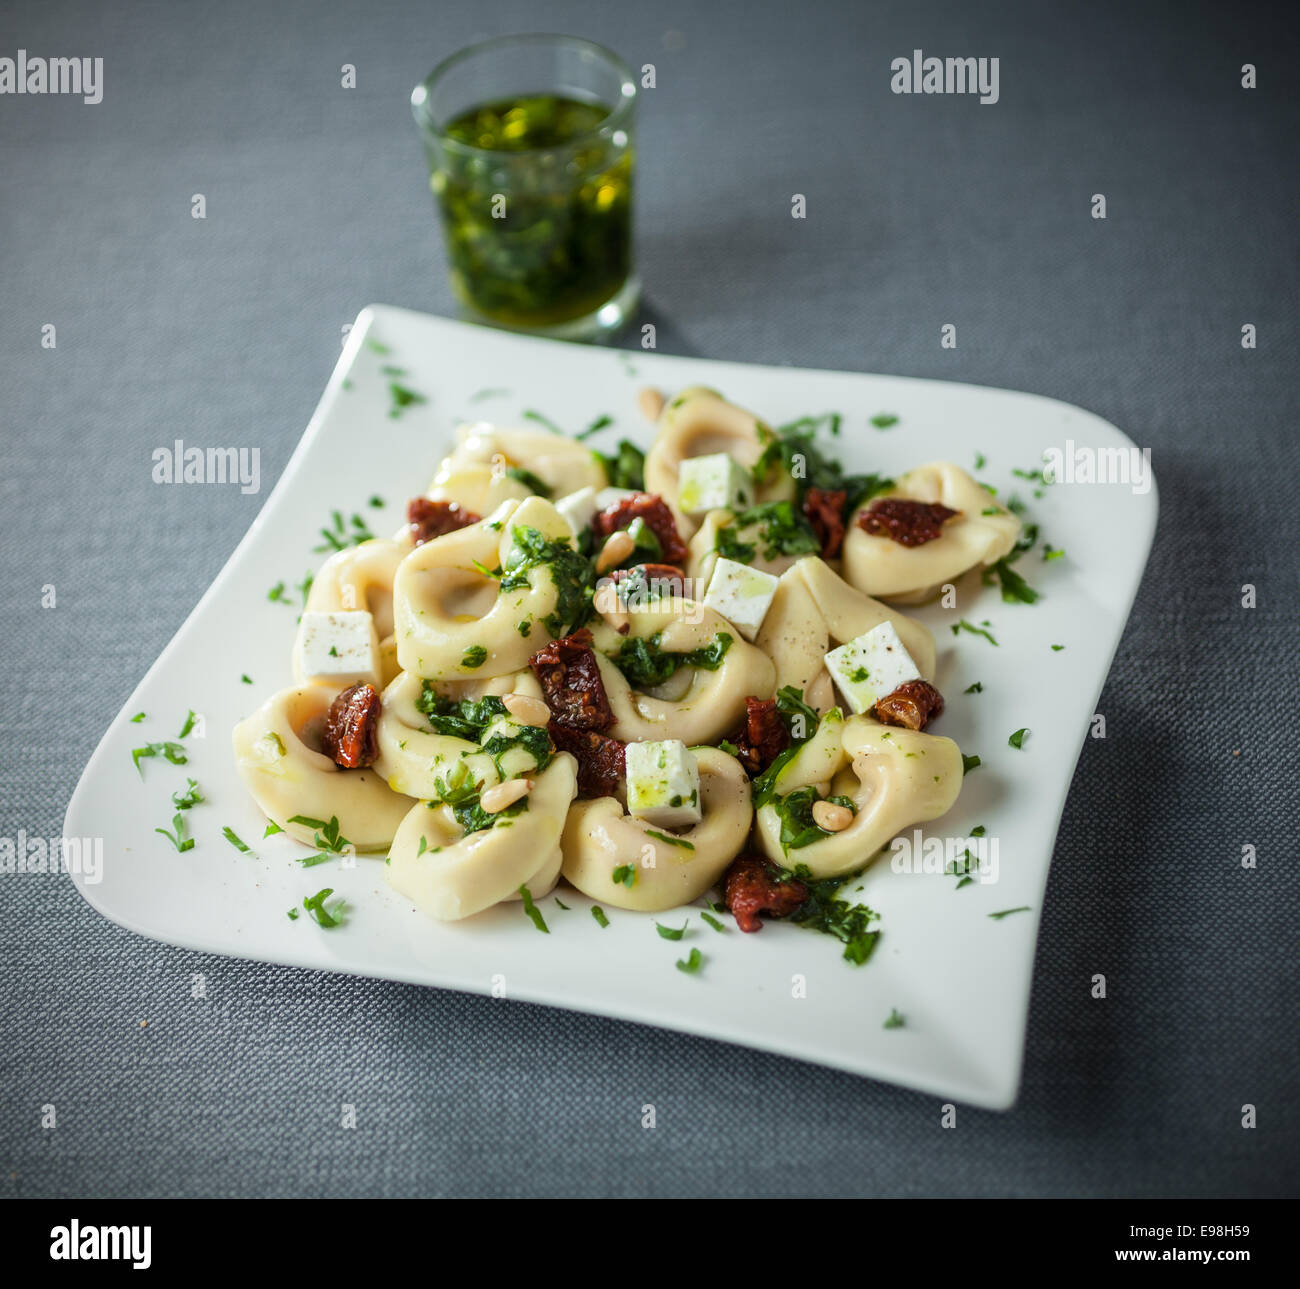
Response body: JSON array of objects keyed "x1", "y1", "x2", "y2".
[
  {"x1": 703, "y1": 557, "x2": 780, "y2": 641},
  {"x1": 676, "y1": 453, "x2": 754, "y2": 516},
  {"x1": 625, "y1": 740, "x2": 702, "y2": 830},
  {"x1": 294, "y1": 611, "x2": 381, "y2": 689},
  {"x1": 555, "y1": 486, "x2": 598, "y2": 539},
  {"x1": 595, "y1": 486, "x2": 638, "y2": 512},
  {"x1": 824, "y1": 621, "x2": 921, "y2": 715}
]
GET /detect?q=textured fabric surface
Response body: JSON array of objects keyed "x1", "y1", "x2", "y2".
[{"x1": 1, "y1": 0, "x2": 1297, "y2": 1198}]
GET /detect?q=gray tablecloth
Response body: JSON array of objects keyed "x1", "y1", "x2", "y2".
[{"x1": 2, "y1": 0, "x2": 1296, "y2": 1198}]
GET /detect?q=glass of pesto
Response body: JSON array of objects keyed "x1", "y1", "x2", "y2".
[{"x1": 412, "y1": 34, "x2": 638, "y2": 341}]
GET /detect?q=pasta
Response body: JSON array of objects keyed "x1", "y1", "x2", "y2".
[
  {"x1": 842, "y1": 461, "x2": 1020, "y2": 603},
  {"x1": 233, "y1": 389, "x2": 1022, "y2": 945}
]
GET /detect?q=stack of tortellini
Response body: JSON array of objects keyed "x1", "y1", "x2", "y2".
[{"x1": 233, "y1": 389, "x2": 1021, "y2": 922}]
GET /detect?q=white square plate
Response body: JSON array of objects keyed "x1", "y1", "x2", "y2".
[{"x1": 65, "y1": 306, "x2": 1156, "y2": 1109}]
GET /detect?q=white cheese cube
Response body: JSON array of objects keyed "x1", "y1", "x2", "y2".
[
  {"x1": 824, "y1": 622, "x2": 922, "y2": 715},
  {"x1": 625, "y1": 740, "x2": 702, "y2": 830},
  {"x1": 703, "y1": 557, "x2": 780, "y2": 641},
  {"x1": 555, "y1": 486, "x2": 599, "y2": 539},
  {"x1": 676, "y1": 453, "x2": 754, "y2": 516},
  {"x1": 294, "y1": 611, "x2": 381, "y2": 689},
  {"x1": 595, "y1": 486, "x2": 638, "y2": 513}
]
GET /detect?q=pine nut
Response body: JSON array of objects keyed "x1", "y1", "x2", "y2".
[
  {"x1": 596, "y1": 529, "x2": 636, "y2": 573},
  {"x1": 593, "y1": 581, "x2": 631, "y2": 633},
  {"x1": 501, "y1": 693, "x2": 551, "y2": 727},
  {"x1": 480, "y1": 778, "x2": 533, "y2": 814},
  {"x1": 812, "y1": 800, "x2": 854, "y2": 832},
  {"x1": 638, "y1": 386, "x2": 665, "y2": 422}
]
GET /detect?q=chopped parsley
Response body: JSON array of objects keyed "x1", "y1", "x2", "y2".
[
  {"x1": 221, "y1": 826, "x2": 251, "y2": 853},
  {"x1": 263, "y1": 821, "x2": 283, "y2": 838},
  {"x1": 715, "y1": 501, "x2": 820, "y2": 562},
  {"x1": 594, "y1": 438, "x2": 646, "y2": 490},
  {"x1": 675, "y1": 947, "x2": 704, "y2": 974},
  {"x1": 287, "y1": 814, "x2": 351, "y2": 854},
  {"x1": 951, "y1": 618, "x2": 998, "y2": 646},
  {"x1": 771, "y1": 787, "x2": 857, "y2": 852},
  {"x1": 870, "y1": 413, "x2": 900, "y2": 429},
  {"x1": 240, "y1": 674, "x2": 253, "y2": 684},
  {"x1": 132, "y1": 741, "x2": 188, "y2": 774},
  {"x1": 655, "y1": 921, "x2": 688, "y2": 941},
  {"x1": 700, "y1": 911, "x2": 725, "y2": 932},
  {"x1": 387, "y1": 382, "x2": 426, "y2": 417},
  {"x1": 962, "y1": 754, "x2": 982, "y2": 775},
  {"x1": 303, "y1": 887, "x2": 346, "y2": 927},
  {"x1": 314, "y1": 509, "x2": 376, "y2": 553},
  {"x1": 431, "y1": 763, "x2": 526, "y2": 836},
  {"x1": 752, "y1": 417, "x2": 892, "y2": 514},
  {"x1": 646, "y1": 830, "x2": 694, "y2": 850},
  {"x1": 480, "y1": 721, "x2": 552, "y2": 778},
  {"x1": 521, "y1": 408, "x2": 565, "y2": 436},
  {"x1": 591, "y1": 905, "x2": 610, "y2": 928},
  {"x1": 130, "y1": 711, "x2": 146, "y2": 723},
  {"x1": 461, "y1": 645, "x2": 488, "y2": 669},
  {"x1": 784, "y1": 866, "x2": 881, "y2": 965},
  {"x1": 613, "y1": 631, "x2": 733, "y2": 688},
  {"x1": 1051, "y1": 643, "x2": 1065, "y2": 651},
  {"x1": 171, "y1": 778, "x2": 204, "y2": 810},
  {"x1": 964, "y1": 681, "x2": 984, "y2": 694},
  {"x1": 612, "y1": 864, "x2": 636, "y2": 887},
  {"x1": 974, "y1": 451, "x2": 987, "y2": 470},
  {"x1": 576, "y1": 413, "x2": 615, "y2": 439},
  {"x1": 774, "y1": 685, "x2": 820, "y2": 743},
  {"x1": 1008, "y1": 727, "x2": 1029, "y2": 749},
  {"x1": 156, "y1": 813, "x2": 195, "y2": 853},
  {"x1": 989, "y1": 906, "x2": 1032, "y2": 920},
  {"x1": 415, "y1": 688, "x2": 508, "y2": 740},
  {"x1": 883, "y1": 1008, "x2": 906, "y2": 1029},
  {"x1": 499, "y1": 526, "x2": 594, "y2": 636},
  {"x1": 519, "y1": 884, "x2": 549, "y2": 933},
  {"x1": 504, "y1": 465, "x2": 551, "y2": 497}
]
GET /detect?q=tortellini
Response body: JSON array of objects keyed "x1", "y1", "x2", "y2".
[
  {"x1": 427, "y1": 422, "x2": 605, "y2": 514},
  {"x1": 685, "y1": 508, "x2": 807, "y2": 593},
  {"x1": 301, "y1": 538, "x2": 407, "y2": 687},
  {"x1": 754, "y1": 557, "x2": 936, "y2": 711},
  {"x1": 392, "y1": 495, "x2": 576, "y2": 679},
  {"x1": 560, "y1": 748, "x2": 752, "y2": 910},
  {"x1": 232, "y1": 686, "x2": 414, "y2": 851},
  {"x1": 842, "y1": 462, "x2": 1021, "y2": 603},
  {"x1": 644, "y1": 386, "x2": 796, "y2": 538},
  {"x1": 586, "y1": 601, "x2": 775, "y2": 746},
  {"x1": 232, "y1": 389, "x2": 1010, "y2": 934},
  {"x1": 755, "y1": 713, "x2": 964, "y2": 878},
  {"x1": 386, "y1": 754, "x2": 578, "y2": 920},
  {"x1": 373, "y1": 669, "x2": 545, "y2": 800}
]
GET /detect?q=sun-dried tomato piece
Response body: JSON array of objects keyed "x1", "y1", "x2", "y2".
[
  {"x1": 874, "y1": 679, "x2": 945, "y2": 731},
  {"x1": 723, "y1": 855, "x2": 809, "y2": 933},
  {"x1": 592, "y1": 493, "x2": 688, "y2": 565},
  {"x1": 321, "y1": 682, "x2": 381, "y2": 768},
  {"x1": 408, "y1": 497, "x2": 480, "y2": 547},
  {"x1": 550, "y1": 723, "x2": 626, "y2": 798},
  {"x1": 729, "y1": 696, "x2": 790, "y2": 777},
  {"x1": 609, "y1": 563, "x2": 688, "y2": 597},
  {"x1": 857, "y1": 497, "x2": 959, "y2": 547},
  {"x1": 802, "y1": 487, "x2": 847, "y2": 559},
  {"x1": 528, "y1": 628, "x2": 614, "y2": 731}
]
